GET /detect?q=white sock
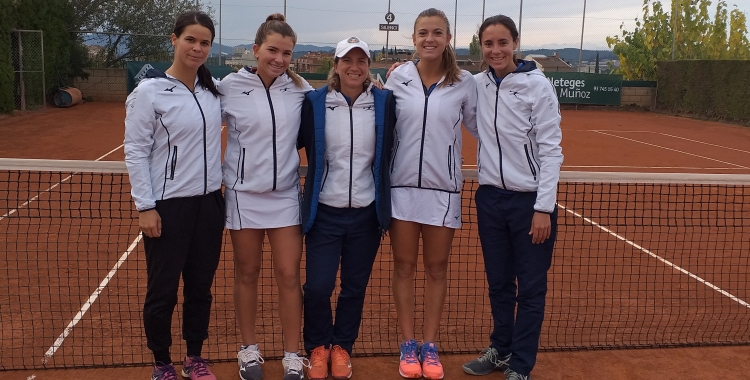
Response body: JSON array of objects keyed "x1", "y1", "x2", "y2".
[{"x1": 241, "y1": 344, "x2": 259, "y2": 351}]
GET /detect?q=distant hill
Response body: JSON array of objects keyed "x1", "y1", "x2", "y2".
[{"x1": 182, "y1": 43, "x2": 616, "y2": 63}]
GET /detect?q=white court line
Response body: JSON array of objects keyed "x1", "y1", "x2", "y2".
[
  {"x1": 588, "y1": 130, "x2": 750, "y2": 155},
  {"x1": 0, "y1": 144, "x2": 124, "y2": 222},
  {"x1": 558, "y1": 203, "x2": 750, "y2": 309},
  {"x1": 655, "y1": 132, "x2": 750, "y2": 155},
  {"x1": 43, "y1": 233, "x2": 142, "y2": 363},
  {"x1": 592, "y1": 131, "x2": 750, "y2": 169},
  {"x1": 42, "y1": 126, "x2": 227, "y2": 360}
]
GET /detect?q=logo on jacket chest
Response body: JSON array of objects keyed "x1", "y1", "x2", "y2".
[
  {"x1": 363, "y1": 105, "x2": 374, "y2": 111},
  {"x1": 164, "y1": 86, "x2": 176, "y2": 92},
  {"x1": 327, "y1": 105, "x2": 339, "y2": 111},
  {"x1": 241, "y1": 89, "x2": 254, "y2": 95},
  {"x1": 402, "y1": 79, "x2": 413, "y2": 86}
]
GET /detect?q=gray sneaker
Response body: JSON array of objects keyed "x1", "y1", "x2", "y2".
[
  {"x1": 281, "y1": 354, "x2": 311, "y2": 380},
  {"x1": 238, "y1": 346, "x2": 264, "y2": 380},
  {"x1": 506, "y1": 369, "x2": 531, "y2": 380},
  {"x1": 462, "y1": 347, "x2": 511, "y2": 375}
]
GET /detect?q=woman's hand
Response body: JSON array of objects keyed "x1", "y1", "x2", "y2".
[
  {"x1": 529, "y1": 212, "x2": 551, "y2": 244},
  {"x1": 139, "y1": 209, "x2": 162, "y2": 238}
]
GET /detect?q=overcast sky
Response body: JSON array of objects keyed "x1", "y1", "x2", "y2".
[{"x1": 202, "y1": 0, "x2": 750, "y2": 51}]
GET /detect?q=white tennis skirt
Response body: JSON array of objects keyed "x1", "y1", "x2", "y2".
[
  {"x1": 225, "y1": 186, "x2": 301, "y2": 230},
  {"x1": 391, "y1": 187, "x2": 462, "y2": 229}
]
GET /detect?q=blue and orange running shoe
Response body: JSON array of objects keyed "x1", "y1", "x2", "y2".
[
  {"x1": 398, "y1": 339, "x2": 422, "y2": 378},
  {"x1": 420, "y1": 342, "x2": 444, "y2": 380}
]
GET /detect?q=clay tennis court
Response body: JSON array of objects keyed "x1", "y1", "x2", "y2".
[{"x1": 1, "y1": 102, "x2": 749, "y2": 379}]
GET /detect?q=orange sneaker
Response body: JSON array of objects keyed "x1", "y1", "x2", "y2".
[
  {"x1": 398, "y1": 340, "x2": 422, "y2": 378},
  {"x1": 420, "y1": 342, "x2": 444, "y2": 380},
  {"x1": 307, "y1": 346, "x2": 329, "y2": 380},
  {"x1": 330, "y1": 345, "x2": 352, "y2": 379}
]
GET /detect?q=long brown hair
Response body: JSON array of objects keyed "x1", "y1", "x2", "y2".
[
  {"x1": 413, "y1": 8, "x2": 461, "y2": 87},
  {"x1": 326, "y1": 57, "x2": 376, "y2": 93},
  {"x1": 173, "y1": 11, "x2": 221, "y2": 97},
  {"x1": 254, "y1": 13, "x2": 304, "y2": 88}
]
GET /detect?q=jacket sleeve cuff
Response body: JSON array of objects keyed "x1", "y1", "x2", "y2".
[{"x1": 138, "y1": 207, "x2": 156, "y2": 212}]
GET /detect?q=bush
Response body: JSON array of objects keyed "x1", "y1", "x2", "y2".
[{"x1": 656, "y1": 60, "x2": 750, "y2": 125}]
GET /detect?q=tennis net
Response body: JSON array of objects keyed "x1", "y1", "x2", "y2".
[{"x1": 1, "y1": 158, "x2": 749, "y2": 370}]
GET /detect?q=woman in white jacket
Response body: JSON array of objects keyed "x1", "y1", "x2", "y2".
[
  {"x1": 461, "y1": 15, "x2": 563, "y2": 380},
  {"x1": 124, "y1": 11, "x2": 223, "y2": 380},
  {"x1": 384, "y1": 8, "x2": 477, "y2": 380},
  {"x1": 220, "y1": 13, "x2": 313, "y2": 380}
]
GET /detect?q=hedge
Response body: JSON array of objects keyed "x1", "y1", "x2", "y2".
[{"x1": 656, "y1": 60, "x2": 750, "y2": 125}]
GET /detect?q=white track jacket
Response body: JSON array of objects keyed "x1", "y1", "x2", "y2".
[
  {"x1": 474, "y1": 62, "x2": 563, "y2": 213},
  {"x1": 385, "y1": 62, "x2": 478, "y2": 193},
  {"x1": 221, "y1": 68, "x2": 313, "y2": 193},
  {"x1": 124, "y1": 71, "x2": 223, "y2": 211}
]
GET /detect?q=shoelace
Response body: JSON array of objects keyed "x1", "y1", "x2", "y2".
[
  {"x1": 331, "y1": 347, "x2": 349, "y2": 366},
  {"x1": 154, "y1": 364, "x2": 177, "y2": 380},
  {"x1": 506, "y1": 370, "x2": 529, "y2": 380},
  {"x1": 282, "y1": 356, "x2": 311, "y2": 375},
  {"x1": 400, "y1": 342, "x2": 419, "y2": 364},
  {"x1": 421, "y1": 346, "x2": 440, "y2": 366},
  {"x1": 476, "y1": 347, "x2": 497, "y2": 363},
  {"x1": 310, "y1": 349, "x2": 328, "y2": 367},
  {"x1": 187, "y1": 357, "x2": 213, "y2": 378},
  {"x1": 238, "y1": 349, "x2": 265, "y2": 366}
]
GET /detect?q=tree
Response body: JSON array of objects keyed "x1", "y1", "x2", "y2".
[
  {"x1": 606, "y1": 0, "x2": 750, "y2": 80},
  {"x1": 469, "y1": 34, "x2": 480, "y2": 56},
  {"x1": 71, "y1": 0, "x2": 209, "y2": 68},
  {"x1": 316, "y1": 57, "x2": 333, "y2": 74}
]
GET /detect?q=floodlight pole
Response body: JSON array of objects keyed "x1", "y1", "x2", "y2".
[
  {"x1": 578, "y1": 0, "x2": 587, "y2": 72},
  {"x1": 517, "y1": 0, "x2": 523, "y2": 54},
  {"x1": 453, "y1": 0, "x2": 457, "y2": 51}
]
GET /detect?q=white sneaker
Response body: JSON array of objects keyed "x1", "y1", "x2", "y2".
[
  {"x1": 237, "y1": 346, "x2": 264, "y2": 380},
  {"x1": 281, "y1": 353, "x2": 311, "y2": 380}
]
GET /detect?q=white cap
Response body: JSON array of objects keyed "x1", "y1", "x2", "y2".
[{"x1": 335, "y1": 36, "x2": 371, "y2": 59}]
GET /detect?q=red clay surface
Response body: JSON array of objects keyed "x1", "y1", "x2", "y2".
[{"x1": 1, "y1": 103, "x2": 749, "y2": 377}]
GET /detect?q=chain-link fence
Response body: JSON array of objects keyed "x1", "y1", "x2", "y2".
[
  {"x1": 200, "y1": 0, "x2": 644, "y2": 73},
  {"x1": 11, "y1": 30, "x2": 45, "y2": 111}
]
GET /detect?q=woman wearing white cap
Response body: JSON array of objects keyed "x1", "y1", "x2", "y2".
[
  {"x1": 385, "y1": 8, "x2": 478, "y2": 380},
  {"x1": 298, "y1": 36, "x2": 396, "y2": 380}
]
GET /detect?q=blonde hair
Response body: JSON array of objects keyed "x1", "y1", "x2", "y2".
[
  {"x1": 326, "y1": 57, "x2": 376, "y2": 92},
  {"x1": 413, "y1": 8, "x2": 461, "y2": 87},
  {"x1": 255, "y1": 13, "x2": 304, "y2": 88}
]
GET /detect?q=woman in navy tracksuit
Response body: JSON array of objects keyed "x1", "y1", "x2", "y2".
[
  {"x1": 461, "y1": 15, "x2": 563, "y2": 380},
  {"x1": 124, "y1": 11, "x2": 223, "y2": 380},
  {"x1": 298, "y1": 37, "x2": 395, "y2": 380}
]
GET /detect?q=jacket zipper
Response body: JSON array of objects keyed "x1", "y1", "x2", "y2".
[
  {"x1": 492, "y1": 82, "x2": 508, "y2": 189},
  {"x1": 240, "y1": 147, "x2": 246, "y2": 184},
  {"x1": 348, "y1": 105, "x2": 354, "y2": 208},
  {"x1": 169, "y1": 146, "x2": 178, "y2": 180},
  {"x1": 391, "y1": 140, "x2": 400, "y2": 173},
  {"x1": 448, "y1": 145, "x2": 453, "y2": 180},
  {"x1": 176, "y1": 80, "x2": 208, "y2": 194},
  {"x1": 321, "y1": 160, "x2": 330, "y2": 191},
  {"x1": 524, "y1": 144, "x2": 537, "y2": 180},
  {"x1": 264, "y1": 87, "x2": 278, "y2": 190},
  {"x1": 257, "y1": 75, "x2": 279, "y2": 191},
  {"x1": 418, "y1": 89, "x2": 431, "y2": 188}
]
